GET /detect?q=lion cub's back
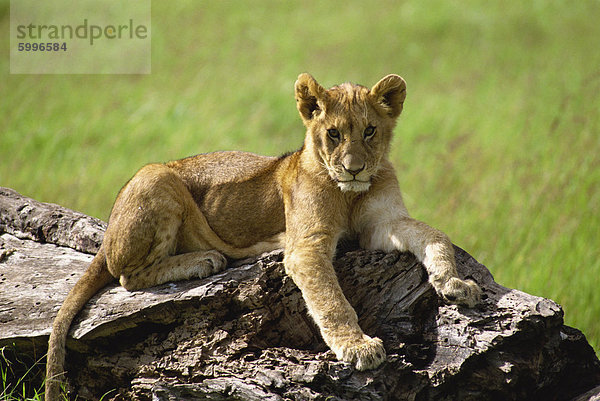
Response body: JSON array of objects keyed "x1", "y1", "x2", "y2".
[
  {"x1": 170, "y1": 151, "x2": 276, "y2": 184},
  {"x1": 167, "y1": 151, "x2": 282, "y2": 189}
]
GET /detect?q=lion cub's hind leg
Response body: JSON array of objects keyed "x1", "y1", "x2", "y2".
[
  {"x1": 119, "y1": 250, "x2": 227, "y2": 291},
  {"x1": 104, "y1": 163, "x2": 227, "y2": 292}
]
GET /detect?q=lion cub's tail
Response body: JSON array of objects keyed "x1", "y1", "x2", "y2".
[{"x1": 45, "y1": 248, "x2": 114, "y2": 401}]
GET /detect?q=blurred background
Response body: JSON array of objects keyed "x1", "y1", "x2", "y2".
[{"x1": 1, "y1": 1, "x2": 598, "y2": 353}]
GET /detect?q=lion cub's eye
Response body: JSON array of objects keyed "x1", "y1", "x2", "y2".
[
  {"x1": 363, "y1": 125, "x2": 376, "y2": 139},
  {"x1": 327, "y1": 128, "x2": 340, "y2": 141}
]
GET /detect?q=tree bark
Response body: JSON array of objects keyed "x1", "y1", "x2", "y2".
[{"x1": 1, "y1": 187, "x2": 599, "y2": 400}]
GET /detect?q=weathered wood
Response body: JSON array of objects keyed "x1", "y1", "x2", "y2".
[
  {"x1": 1, "y1": 187, "x2": 599, "y2": 400},
  {"x1": 0, "y1": 187, "x2": 105, "y2": 254}
]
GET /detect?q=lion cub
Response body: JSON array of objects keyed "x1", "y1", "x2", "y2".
[{"x1": 45, "y1": 73, "x2": 481, "y2": 400}]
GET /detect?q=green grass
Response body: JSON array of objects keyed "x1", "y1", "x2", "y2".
[
  {"x1": 1, "y1": 0, "x2": 599, "y2": 388},
  {"x1": 1, "y1": 345, "x2": 115, "y2": 400},
  {"x1": 1, "y1": 346, "x2": 44, "y2": 400}
]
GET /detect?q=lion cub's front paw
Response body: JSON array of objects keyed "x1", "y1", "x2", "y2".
[
  {"x1": 439, "y1": 277, "x2": 482, "y2": 307},
  {"x1": 334, "y1": 335, "x2": 386, "y2": 371}
]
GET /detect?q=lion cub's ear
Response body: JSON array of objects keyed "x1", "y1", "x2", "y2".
[
  {"x1": 295, "y1": 73, "x2": 328, "y2": 124},
  {"x1": 370, "y1": 74, "x2": 407, "y2": 119}
]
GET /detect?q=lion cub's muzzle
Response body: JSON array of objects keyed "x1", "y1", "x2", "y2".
[
  {"x1": 324, "y1": 152, "x2": 373, "y2": 192},
  {"x1": 332, "y1": 165, "x2": 372, "y2": 192},
  {"x1": 329, "y1": 153, "x2": 370, "y2": 192}
]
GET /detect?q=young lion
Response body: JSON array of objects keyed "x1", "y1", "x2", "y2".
[{"x1": 45, "y1": 73, "x2": 481, "y2": 400}]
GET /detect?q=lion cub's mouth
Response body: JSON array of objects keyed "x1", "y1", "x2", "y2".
[
  {"x1": 324, "y1": 162, "x2": 372, "y2": 192},
  {"x1": 336, "y1": 178, "x2": 371, "y2": 193}
]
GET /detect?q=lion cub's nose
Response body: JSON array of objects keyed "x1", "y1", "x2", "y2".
[
  {"x1": 343, "y1": 165, "x2": 365, "y2": 176},
  {"x1": 342, "y1": 162, "x2": 365, "y2": 176},
  {"x1": 342, "y1": 154, "x2": 365, "y2": 176}
]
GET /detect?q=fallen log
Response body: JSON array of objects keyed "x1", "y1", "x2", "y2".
[{"x1": 1, "y1": 187, "x2": 599, "y2": 400}]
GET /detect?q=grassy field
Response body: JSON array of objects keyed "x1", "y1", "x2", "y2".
[{"x1": 1, "y1": 0, "x2": 599, "y2": 392}]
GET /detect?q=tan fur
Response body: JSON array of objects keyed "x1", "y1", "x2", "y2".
[{"x1": 45, "y1": 74, "x2": 481, "y2": 400}]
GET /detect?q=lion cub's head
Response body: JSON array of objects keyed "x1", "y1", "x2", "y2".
[{"x1": 295, "y1": 73, "x2": 406, "y2": 192}]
